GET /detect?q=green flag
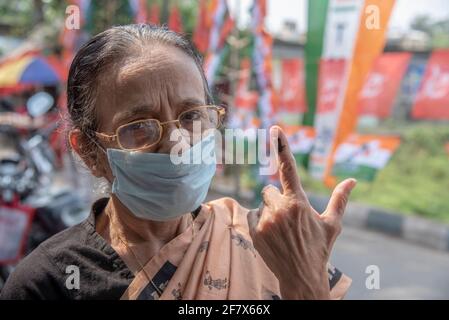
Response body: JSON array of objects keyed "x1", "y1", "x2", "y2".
[
  {"x1": 301, "y1": 0, "x2": 329, "y2": 167},
  {"x1": 303, "y1": 0, "x2": 329, "y2": 126}
]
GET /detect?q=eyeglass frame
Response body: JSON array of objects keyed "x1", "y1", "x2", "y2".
[{"x1": 93, "y1": 105, "x2": 226, "y2": 151}]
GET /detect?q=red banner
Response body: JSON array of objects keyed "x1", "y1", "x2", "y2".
[
  {"x1": 235, "y1": 58, "x2": 258, "y2": 110},
  {"x1": 168, "y1": 5, "x2": 184, "y2": 34},
  {"x1": 412, "y1": 49, "x2": 449, "y2": 120},
  {"x1": 358, "y1": 52, "x2": 411, "y2": 118},
  {"x1": 278, "y1": 59, "x2": 306, "y2": 113},
  {"x1": 193, "y1": 0, "x2": 209, "y2": 53},
  {"x1": 317, "y1": 59, "x2": 347, "y2": 113}
]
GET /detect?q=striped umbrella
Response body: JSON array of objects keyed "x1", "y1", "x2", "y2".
[{"x1": 0, "y1": 54, "x2": 62, "y2": 88}]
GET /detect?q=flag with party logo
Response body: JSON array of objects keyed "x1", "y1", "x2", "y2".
[
  {"x1": 309, "y1": 0, "x2": 396, "y2": 186},
  {"x1": 235, "y1": 58, "x2": 259, "y2": 110},
  {"x1": 228, "y1": 58, "x2": 259, "y2": 130},
  {"x1": 358, "y1": 52, "x2": 411, "y2": 119},
  {"x1": 309, "y1": 0, "x2": 365, "y2": 180},
  {"x1": 332, "y1": 134, "x2": 400, "y2": 181},
  {"x1": 316, "y1": 59, "x2": 347, "y2": 113},
  {"x1": 412, "y1": 49, "x2": 449, "y2": 120},
  {"x1": 282, "y1": 125, "x2": 316, "y2": 164},
  {"x1": 275, "y1": 58, "x2": 306, "y2": 125}
]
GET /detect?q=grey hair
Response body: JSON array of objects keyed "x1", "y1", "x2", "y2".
[{"x1": 66, "y1": 24, "x2": 213, "y2": 158}]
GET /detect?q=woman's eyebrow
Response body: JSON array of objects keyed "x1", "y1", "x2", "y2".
[
  {"x1": 112, "y1": 99, "x2": 205, "y2": 128},
  {"x1": 113, "y1": 105, "x2": 153, "y2": 127}
]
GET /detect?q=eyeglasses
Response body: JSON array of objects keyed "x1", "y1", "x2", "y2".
[{"x1": 94, "y1": 105, "x2": 225, "y2": 151}]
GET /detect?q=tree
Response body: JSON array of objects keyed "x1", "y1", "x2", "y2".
[
  {"x1": 410, "y1": 14, "x2": 433, "y2": 34},
  {"x1": 0, "y1": 0, "x2": 66, "y2": 37},
  {"x1": 411, "y1": 14, "x2": 449, "y2": 49}
]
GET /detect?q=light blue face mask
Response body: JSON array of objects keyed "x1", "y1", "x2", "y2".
[{"x1": 106, "y1": 134, "x2": 216, "y2": 221}]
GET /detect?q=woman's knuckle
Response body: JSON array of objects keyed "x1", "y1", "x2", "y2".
[
  {"x1": 258, "y1": 217, "x2": 274, "y2": 232},
  {"x1": 331, "y1": 221, "x2": 342, "y2": 235},
  {"x1": 326, "y1": 220, "x2": 342, "y2": 236},
  {"x1": 335, "y1": 190, "x2": 348, "y2": 205},
  {"x1": 281, "y1": 161, "x2": 295, "y2": 175},
  {"x1": 289, "y1": 201, "x2": 300, "y2": 211}
]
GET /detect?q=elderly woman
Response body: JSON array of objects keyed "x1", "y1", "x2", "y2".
[{"x1": 1, "y1": 24, "x2": 355, "y2": 300}]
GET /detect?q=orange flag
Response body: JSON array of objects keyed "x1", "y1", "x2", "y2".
[{"x1": 324, "y1": 0, "x2": 396, "y2": 187}]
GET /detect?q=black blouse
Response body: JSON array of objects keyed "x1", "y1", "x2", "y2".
[{"x1": 0, "y1": 198, "x2": 133, "y2": 300}]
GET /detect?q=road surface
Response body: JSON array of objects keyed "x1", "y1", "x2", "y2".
[{"x1": 332, "y1": 226, "x2": 449, "y2": 299}]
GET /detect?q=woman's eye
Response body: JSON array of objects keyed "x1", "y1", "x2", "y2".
[
  {"x1": 130, "y1": 121, "x2": 146, "y2": 130},
  {"x1": 183, "y1": 111, "x2": 202, "y2": 121}
]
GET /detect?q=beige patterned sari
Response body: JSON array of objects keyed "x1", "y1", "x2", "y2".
[{"x1": 120, "y1": 197, "x2": 351, "y2": 300}]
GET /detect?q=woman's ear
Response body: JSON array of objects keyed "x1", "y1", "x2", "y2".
[{"x1": 69, "y1": 129, "x2": 109, "y2": 179}]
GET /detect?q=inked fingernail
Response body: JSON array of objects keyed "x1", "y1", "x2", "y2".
[
  {"x1": 348, "y1": 178, "x2": 357, "y2": 191},
  {"x1": 277, "y1": 137, "x2": 285, "y2": 153}
]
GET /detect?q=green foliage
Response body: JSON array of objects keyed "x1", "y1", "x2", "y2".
[
  {"x1": 83, "y1": 0, "x2": 199, "y2": 36},
  {"x1": 411, "y1": 14, "x2": 449, "y2": 49},
  {"x1": 0, "y1": 0, "x2": 66, "y2": 37},
  {"x1": 177, "y1": 0, "x2": 197, "y2": 36},
  {"x1": 300, "y1": 123, "x2": 449, "y2": 222},
  {"x1": 0, "y1": 0, "x2": 198, "y2": 38},
  {"x1": 86, "y1": 0, "x2": 133, "y2": 35}
]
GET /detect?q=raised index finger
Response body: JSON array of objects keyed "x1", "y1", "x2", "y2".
[{"x1": 271, "y1": 126, "x2": 307, "y2": 200}]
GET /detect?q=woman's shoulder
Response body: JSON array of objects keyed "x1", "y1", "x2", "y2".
[
  {"x1": 1, "y1": 215, "x2": 132, "y2": 300},
  {"x1": 37, "y1": 220, "x2": 92, "y2": 260},
  {"x1": 0, "y1": 222, "x2": 89, "y2": 300}
]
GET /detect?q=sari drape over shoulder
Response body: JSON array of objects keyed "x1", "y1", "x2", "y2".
[{"x1": 120, "y1": 197, "x2": 351, "y2": 300}]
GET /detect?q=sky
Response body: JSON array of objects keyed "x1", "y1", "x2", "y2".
[{"x1": 228, "y1": 0, "x2": 449, "y2": 34}]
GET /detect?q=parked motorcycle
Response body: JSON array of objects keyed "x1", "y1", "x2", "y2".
[{"x1": 0, "y1": 92, "x2": 89, "y2": 289}]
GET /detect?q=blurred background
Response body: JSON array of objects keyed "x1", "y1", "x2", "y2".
[{"x1": 0, "y1": 0, "x2": 448, "y2": 299}]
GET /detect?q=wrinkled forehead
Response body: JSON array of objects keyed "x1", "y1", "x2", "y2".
[{"x1": 95, "y1": 45, "x2": 206, "y2": 131}]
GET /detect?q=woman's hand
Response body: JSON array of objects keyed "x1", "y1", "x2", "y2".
[{"x1": 247, "y1": 126, "x2": 357, "y2": 300}]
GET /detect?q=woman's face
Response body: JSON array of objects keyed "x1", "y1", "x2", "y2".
[{"x1": 82, "y1": 45, "x2": 206, "y2": 183}]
